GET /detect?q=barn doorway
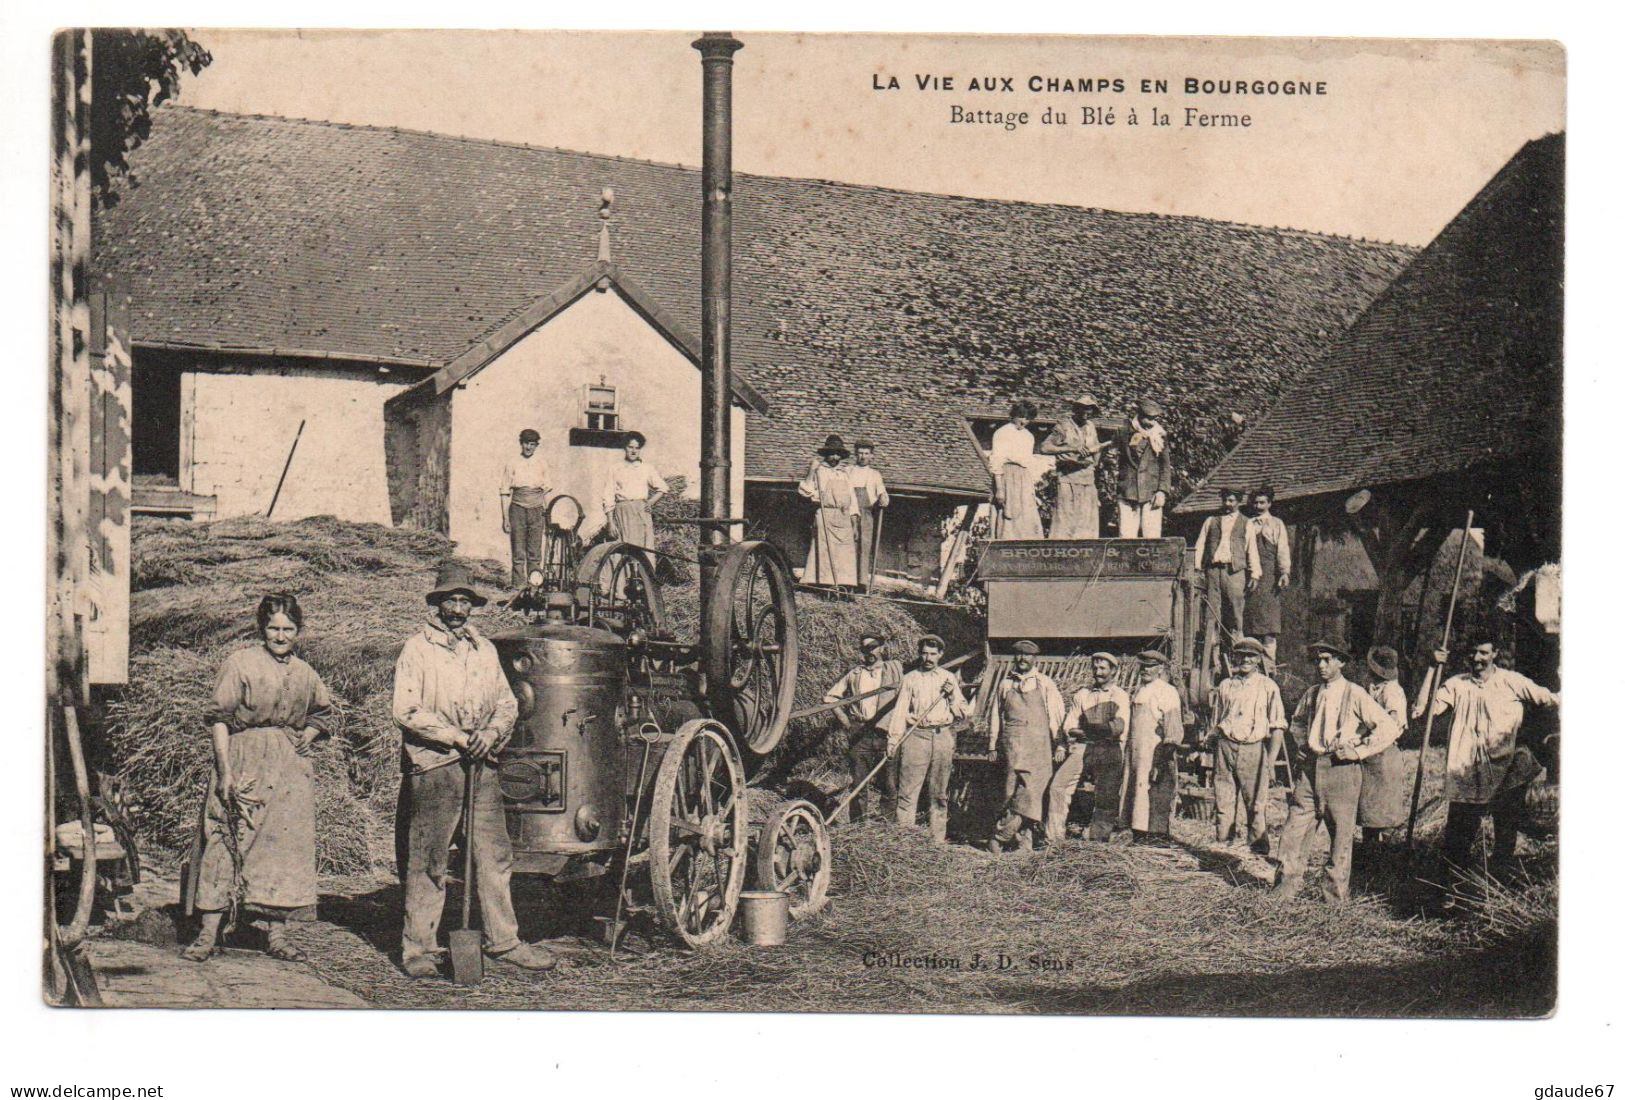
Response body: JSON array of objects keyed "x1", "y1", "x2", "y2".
[{"x1": 131, "y1": 361, "x2": 180, "y2": 482}]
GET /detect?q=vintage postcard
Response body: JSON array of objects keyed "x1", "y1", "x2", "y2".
[{"x1": 45, "y1": 29, "x2": 1563, "y2": 1018}]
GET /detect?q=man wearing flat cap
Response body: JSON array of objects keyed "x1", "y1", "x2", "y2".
[
  {"x1": 1211, "y1": 637, "x2": 1286, "y2": 855},
  {"x1": 1048, "y1": 651, "x2": 1132, "y2": 844},
  {"x1": 1117, "y1": 397, "x2": 1173, "y2": 539},
  {"x1": 499, "y1": 428, "x2": 552, "y2": 589},
  {"x1": 1122, "y1": 650, "x2": 1185, "y2": 845},
  {"x1": 1040, "y1": 396, "x2": 1104, "y2": 539},
  {"x1": 986, "y1": 640, "x2": 1066, "y2": 853},
  {"x1": 799, "y1": 435, "x2": 862, "y2": 587},
  {"x1": 888, "y1": 635, "x2": 970, "y2": 844},
  {"x1": 1274, "y1": 640, "x2": 1400, "y2": 903},
  {"x1": 822, "y1": 634, "x2": 904, "y2": 821},
  {"x1": 393, "y1": 562, "x2": 555, "y2": 976}
]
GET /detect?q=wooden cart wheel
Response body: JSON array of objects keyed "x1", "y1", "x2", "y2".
[
  {"x1": 754, "y1": 799, "x2": 830, "y2": 919},
  {"x1": 703, "y1": 541, "x2": 799, "y2": 756},
  {"x1": 576, "y1": 541, "x2": 667, "y2": 635},
  {"x1": 647, "y1": 720, "x2": 748, "y2": 947}
]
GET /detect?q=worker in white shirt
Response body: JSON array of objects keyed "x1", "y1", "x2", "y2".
[
  {"x1": 1210, "y1": 637, "x2": 1287, "y2": 855},
  {"x1": 822, "y1": 634, "x2": 905, "y2": 821},
  {"x1": 849, "y1": 440, "x2": 890, "y2": 588},
  {"x1": 1047, "y1": 652, "x2": 1132, "y2": 844},
  {"x1": 989, "y1": 400, "x2": 1043, "y2": 540},
  {"x1": 499, "y1": 428, "x2": 552, "y2": 589},
  {"x1": 1121, "y1": 651, "x2": 1185, "y2": 846},
  {"x1": 887, "y1": 635, "x2": 970, "y2": 845},
  {"x1": 985, "y1": 640, "x2": 1066, "y2": 853},
  {"x1": 599, "y1": 431, "x2": 667, "y2": 549},
  {"x1": 1195, "y1": 488, "x2": 1261, "y2": 643}
]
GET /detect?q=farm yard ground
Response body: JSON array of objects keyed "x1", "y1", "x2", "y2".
[{"x1": 93, "y1": 515, "x2": 1556, "y2": 1015}]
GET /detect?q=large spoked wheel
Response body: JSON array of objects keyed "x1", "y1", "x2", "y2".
[
  {"x1": 755, "y1": 799, "x2": 830, "y2": 919},
  {"x1": 704, "y1": 541, "x2": 799, "y2": 756},
  {"x1": 647, "y1": 720, "x2": 749, "y2": 947},
  {"x1": 577, "y1": 541, "x2": 667, "y2": 635}
]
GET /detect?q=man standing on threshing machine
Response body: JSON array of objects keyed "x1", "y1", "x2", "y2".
[
  {"x1": 849, "y1": 440, "x2": 890, "y2": 588},
  {"x1": 1195, "y1": 488, "x2": 1261, "y2": 644},
  {"x1": 1211, "y1": 637, "x2": 1286, "y2": 856},
  {"x1": 1117, "y1": 397, "x2": 1172, "y2": 538},
  {"x1": 1047, "y1": 651, "x2": 1132, "y2": 845},
  {"x1": 989, "y1": 400, "x2": 1044, "y2": 540},
  {"x1": 1122, "y1": 651, "x2": 1185, "y2": 846},
  {"x1": 393, "y1": 562, "x2": 555, "y2": 977},
  {"x1": 985, "y1": 640, "x2": 1066, "y2": 853},
  {"x1": 1040, "y1": 395, "x2": 1104, "y2": 539},
  {"x1": 799, "y1": 434, "x2": 862, "y2": 587},
  {"x1": 888, "y1": 634, "x2": 971, "y2": 845},
  {"x1": 599, "y1": 430, "x2": 667, "y2": 550},
  {"x1": 1245, "y1": 486, "x2": 1292, "y2": 669},
  {"x1": 1358, "y1": 646, "x2": 1409, "y2": 851},
  {"x1": 823, "y1": 634, "x2": 904, "y2": 822},
  {"x1": 1426, "y1": 638, "x2": 1559, "y2": 876},
  {"x1": 1273, "y1": 640, "x2": 1400, "y2": 903},
  {"x1": 499, "y1": 428, "x2": 552, "y2": 589}
]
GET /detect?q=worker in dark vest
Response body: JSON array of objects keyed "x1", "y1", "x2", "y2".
[
  {"x1": 985, "y1": 640, "x2": 1066, "y2": 853},
  {"x1": 1040, "y1": 395, "x2": 1104, "y2": 539},
  {"x1": 1245, "y1": 485, "x2": 1292, "y2": 669},
  {"x1": 1274, "y1": 640, "x2": 1400, "y2": 903},
  {"x1": 499, "y1": 428, "x2": 552, "y2": 589},
  {"x1": 1194, "y1": 488, "x2": 1260, "y2": 643},
  {"x1": 1047, "y1": 651, "x2": 1131, "y2": 844},
  {"x1": 822, "y1": 633, "x2": 904, "y2": 821},
  {"x1": 1117, "y1": 397, "x2": 1172, "y2": 538}
]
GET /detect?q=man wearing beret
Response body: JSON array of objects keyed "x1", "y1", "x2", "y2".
[
  {"x1": 985, "y1": 640, "x2": 1066, "y2": 853},
  {"x1": 1117, "y1": 397, "x2": 1173, "y2": 539},
  {"x1": 823, "y1": 634, "x2": 905, "y2": 821},
  {"x1": 1211, "y1": 637, "x2": 1286, "y2": 855},
  {"x1": 1122, "y1": 650, "x2": 1185, "y2": 845},
  {"x1": 888, "y1": 635, "x2": 971, "y2": 845},
  {"x1": 1047, "y1": 651, "x2": 1132, "y2": 844},
  {"x1": 1274, "y1": 640, "x2": 1400, "y2": 902}
]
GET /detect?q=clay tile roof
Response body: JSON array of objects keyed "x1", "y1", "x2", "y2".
[
  {"x1": 1177, "y1": 134, "x2": 1563, "y2": 514},
  {"x1": 97, "y1": 107, "x2": 1415, "y2": 495}
]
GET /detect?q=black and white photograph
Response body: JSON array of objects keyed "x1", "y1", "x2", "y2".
[{"x1": 33, "y1": 20, "x2": 1584, "y2": 1048}]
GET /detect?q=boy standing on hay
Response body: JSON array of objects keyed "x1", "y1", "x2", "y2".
[
  {"x1": 985, "y1": 640, "x2": 1066, "y2": 853},
  {"x1": 393, "y1": 562, "x2": 557, "y2": 977},
  {"x1": 888, "y1": 635, "x2": 970, "y2": 844},
  {"x1": 1210, "y1": 637, "x2": 1286, "y2": 856},
  {"x1": 1273, "y1": 640, "x2": 1400, "y2": 903}
]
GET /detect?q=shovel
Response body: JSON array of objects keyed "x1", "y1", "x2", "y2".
[{"x1": 450, "y1": 760, "x2": 484, "y2": 987}]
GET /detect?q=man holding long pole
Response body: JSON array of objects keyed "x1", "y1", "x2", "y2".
[{"x1": 888, "y1": 635, "x2": 970, "y2": 845}]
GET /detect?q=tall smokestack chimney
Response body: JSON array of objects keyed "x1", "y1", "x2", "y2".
[{"x1": 693, "y1": 32, "x2": 742, "y2": 619}]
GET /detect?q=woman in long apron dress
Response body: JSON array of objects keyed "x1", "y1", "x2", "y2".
[
  {"x1": 990, "y1": 401, "x2": 1044, "y2": 540},
  {"x1": 184, "y1": 593, "x2": 334, "y2": 962},
  {"x1": 799, "y1": 435, "x2": 861, "y2": 587}
]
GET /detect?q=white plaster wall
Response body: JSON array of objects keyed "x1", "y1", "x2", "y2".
[
  {"x1": 447, "y1": 289, "x2": 747, "y2": 564},
  {"x1": 187, "y1": 363, "x2": 409, "y2": 524}
]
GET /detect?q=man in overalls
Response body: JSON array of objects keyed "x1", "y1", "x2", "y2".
[{"x1": 985, "y1": 640, "x2": 1066, "y2": 853}]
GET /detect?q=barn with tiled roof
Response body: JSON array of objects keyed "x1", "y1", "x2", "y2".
[{"x1": 96, "y1": 106, "x2": 1415, "y2": 580}]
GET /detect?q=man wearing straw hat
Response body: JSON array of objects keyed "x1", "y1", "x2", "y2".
[
  {"x1": 798, "y1": 434, "x2": 862, "y2": 587},
  {"x1": 499, "y1": 428, "x2": 552, "y2": 589},
  {"x1": 888, "y1": 635, "x2": 971, "y2": 845},
  {"x1": 1047, "y1": 651, "x2": 1132, "y2": 844},
  {"x1": 849, "y1": 441, "x2": 890, "y2": 588},
  {"x1": 1116, "y1": 396, "x2": 1173, "y2": 539},
  {"x1": 985, "y1": 640, "x2": 1066, "y2": 853},
  {"x1": 1121, "y1": 650, "x2": 1185, "y2": 846},
  {"x1": 823, "y1": 634, "x2": 904, "y2": 822},
  {"x1": 1273, "y1": 639, "x2": 1400, "y2": 903},
  {"x1": 599, "y1": 430, "x2": 668, "y2": 550},
  {"x1": 1040, "y1": 395, "x2": 1104, "y2": 539},
  {"x1": 1211, "y1": 637, "x2": 1286, "y2": 855},
  {"x1": 393, "y1": 562, "x2": 556, "y2": 976},
  {"x1": 1358, "y1": 645, "x2": 1409, "y2": 850}
]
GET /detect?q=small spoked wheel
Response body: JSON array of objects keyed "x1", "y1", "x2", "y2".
[
  {"x1": 755, "y1": 799, "x2": 830, "y2": 919},
  {"x1": 704, "y1": 541, "x2": 799, "y2": 756},
  {"x1": 648, "y1": 720, "x2": 748, "y2": 947},
  {"x1": 576, "y1": 541, "x2": 667, "y2": 635}
]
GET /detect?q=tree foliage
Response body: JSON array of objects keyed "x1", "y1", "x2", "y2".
[{"x1": 90, "y1": 30, "x2": 211, "y2": 209}]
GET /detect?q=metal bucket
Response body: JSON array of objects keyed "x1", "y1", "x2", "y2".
[{"x1": 739, "y1": 890, "x2": 790, "y2": 946}]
